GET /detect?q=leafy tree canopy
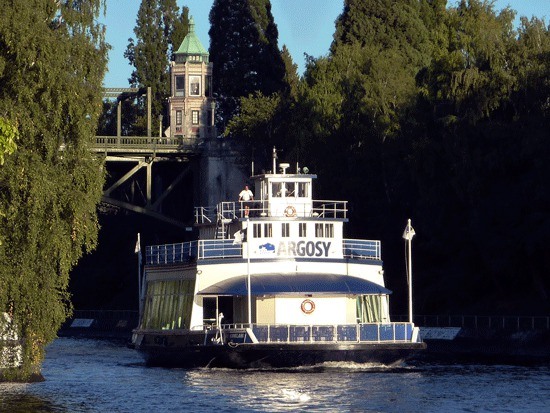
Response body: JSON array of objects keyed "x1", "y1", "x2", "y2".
[
  {"x1": 209, "y1": 0, "x2": 286, "y2": 132},
  {"x1": 0, "y1": 0, "x2": 107, "y2": 381}
]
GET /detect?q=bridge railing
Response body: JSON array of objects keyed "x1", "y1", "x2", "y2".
[{"x1": 92, "y1": 136, "x2": 203, "y2": 154}]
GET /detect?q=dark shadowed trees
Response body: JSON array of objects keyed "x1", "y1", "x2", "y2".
[{"x1": 209, "y1": 0, "x2": 286, "y2": 135}]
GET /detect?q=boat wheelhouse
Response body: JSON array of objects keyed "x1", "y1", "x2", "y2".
[{"x1": 132, "y1": 149, "x2": 425, "y2": 368}]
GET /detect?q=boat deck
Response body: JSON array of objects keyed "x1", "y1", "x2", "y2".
[
  {"x1": 145, "y1": 238, "x2": 381, "y2": 264},
  {"x1": 226, "y1": 322, "x2": 416, "y2": 344}
]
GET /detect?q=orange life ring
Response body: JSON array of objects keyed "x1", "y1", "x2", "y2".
[
  {"x1": 284, "y1": 205, "x2": 297, "y2": 217},
  {"x1": 301, "y1": 299, "x2": 315, "y2": 314}
]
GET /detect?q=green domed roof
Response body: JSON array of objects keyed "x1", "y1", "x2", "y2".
[{"x1": 175, "y1": 17, "x2": 208, "y2": 57}]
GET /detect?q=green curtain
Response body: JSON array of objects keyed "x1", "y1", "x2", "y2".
[
  {"x1": 356, "y1": 295, "x2": 390, "y2": 323},
  {"x1": 141, "y1": 279, "x2": 195, "y2": 330}
]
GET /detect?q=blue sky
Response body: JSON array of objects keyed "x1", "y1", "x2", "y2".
[{"x1": 101, "y1": 0, "x2": 550, "y2": 88}]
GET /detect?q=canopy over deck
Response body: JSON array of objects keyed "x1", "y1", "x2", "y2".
[{"x1": 197, "y1": 273, "x2": 392, "y2": 296}]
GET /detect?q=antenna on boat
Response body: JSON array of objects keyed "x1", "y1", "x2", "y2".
[
  {"x1": 272, "y1": 146, "x2": 277, "y2": 174},
  {"x1": 402, "y1": 219, "x2": 416, "y2": 324}
]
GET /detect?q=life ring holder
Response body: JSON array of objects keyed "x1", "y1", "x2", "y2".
[
  {"x1": 284, "y1": 205, "x2": 297, "y2": 217},
  {"x1": 301, "y1": 299, "x2": 315, "y2": 314}
]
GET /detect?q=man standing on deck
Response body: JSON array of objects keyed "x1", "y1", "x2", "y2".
[{"x1": 238, "y1": 185, "x2": 254, "y2": 217}]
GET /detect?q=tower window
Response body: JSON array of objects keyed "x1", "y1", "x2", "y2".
[
  {"x1": 192, "y1": 110, "x2": 199, "y2": 125},
  {"x1": 176, "y1": 110, "x2": 182, "y2": 125},
  {"x1": 175, "y1": 75, "x2": 185, "y2": 96},
  {"x1": 189, "y1": 75, "x2": 201, "y2": 96}
]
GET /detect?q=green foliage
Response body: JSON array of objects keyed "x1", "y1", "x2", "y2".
[
  {"x1": 171, "y1": 6, "x2": 190, "y2": 61},
  {"x1": 209, "y1": 0, "x2": 286, "y2": 133},
  {"x1": 125, "y1": 0, "x2": 184, "y2": 131},
  {"x1": 0, "y1": 0, "x2": 107, "y2": 380},
  {"x1": 0, "y1": 117, "x2": 17, "y2": 166},
  {"x1": 226, "y1": 92, "x2": 281, "y2": 144}
]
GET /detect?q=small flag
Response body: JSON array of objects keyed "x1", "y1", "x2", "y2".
[
  {"x1": 135, "y1": 233, "x2": 141, "y2": 253},
  {"x1": 402, "y1": 220, "x2": 415, "y2": 240}
]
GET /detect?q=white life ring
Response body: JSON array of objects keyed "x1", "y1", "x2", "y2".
[
  {"x1": 301, "y1": 299, "x2": 315, "y2": 314},
  {"x1": 284, "y1": 205, "x2": 297, "y2": 217}
]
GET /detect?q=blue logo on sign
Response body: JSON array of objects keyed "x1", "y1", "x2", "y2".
[{"x1": 258, "y1": 243, "x2": 275, "y2": 254}]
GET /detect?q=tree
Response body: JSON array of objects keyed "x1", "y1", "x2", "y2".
[
  {"x1": 209, "y1": 0, "x2": 286, "y2": 134},
  {"x1": 0, "y1": 117, "x2": 17, "y2": 166},
  {"x1": 0, "y1": 0, "x2": 108, "y2": 381},
  {"x1": 171, "y1": 6, "x2": 190, "y2": 61},
  {"x1": 124, "y1": 0, "x2": 184, "y2": 133}
]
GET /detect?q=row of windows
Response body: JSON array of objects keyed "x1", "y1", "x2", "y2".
[
  {"x1": 253, "y1": 223, "x2": 334, "y2": 238},
  {"x1": 271, "y1": 182, "x2": 309, "y2": 198},
  {"x1": 174, "y1": 74, "x2": 212, "y2": 97},
  {"x1": 175, "y1": 109, "x2": 214, "y2": 126}
]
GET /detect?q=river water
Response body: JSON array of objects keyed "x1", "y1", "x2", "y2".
[{"x1": 0, "y1": 338, "x2": 548, "y2": 412}]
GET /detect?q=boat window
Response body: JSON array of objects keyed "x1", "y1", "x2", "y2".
[
  {"x1": 297, "y1": 182, "x2": 308, "y2": 198},
  {"x1": 253, "y1": 223, "x2": 261, "y2": 238},
  {"x1": 282, "y1": 223, "x2": 290, "y2": 237},
  {"x1": 299, "y1": 223, "x2": 307, "y2": 237},
  {"x1": 141, "y1": 279, "x2": 195, "y2": 330},
  {"x1": 356, "y1": 295, "x2": 390, "y2": 323},
  {"x1": 315, "y1": 223, "x2": 334, "y2": 238},
  {"x1": 264, "y1": 223, "x2": 272, "y2": 237},
  {"x1": 272, "y1": 182, "x2": 281, "y2": 197},
  {"x1": 285, "y1": 182, "x2": 295, "y2": 197},
  {"x1": 315, "y1": 223, "x2": 323, "y2": 237}
]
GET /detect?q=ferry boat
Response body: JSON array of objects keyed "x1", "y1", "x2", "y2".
[{"x1": 131, "y1": 148, "x2": 425, "y2": 368}]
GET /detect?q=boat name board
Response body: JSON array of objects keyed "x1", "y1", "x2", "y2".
[{"x1": 256, "y1": 240, "x2": 332, "y2": 257}]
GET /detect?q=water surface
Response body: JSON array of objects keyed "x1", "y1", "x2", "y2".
[{"x1": 0, "y1": 338, "x2": 548, "y2": 412}]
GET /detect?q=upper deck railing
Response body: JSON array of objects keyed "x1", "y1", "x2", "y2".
[
  {"x1": 145, "y1": 238, "x2": 381, "y2": 265},
  {"x1": 195, "y1": 200, "x2": 348, "y2": 223}
]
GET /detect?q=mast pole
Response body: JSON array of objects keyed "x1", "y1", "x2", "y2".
[
  {"x1": 135, "y1": 233, "x2": 143, "y2": 315},
  {"x1": 408, "y1": 220, "x2": 413, "y2": 324},
  {"x1": 246, "y1": 217, "x2": 252, "y2": 326}
]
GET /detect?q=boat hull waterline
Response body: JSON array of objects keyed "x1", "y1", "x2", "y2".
[{"x1": 132, "y1": 331, "x2": 426, "y2": 369}]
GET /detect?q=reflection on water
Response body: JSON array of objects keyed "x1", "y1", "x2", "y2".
[{"x1": 0, "y1": 338, "x2": 548, "y2": 412}]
